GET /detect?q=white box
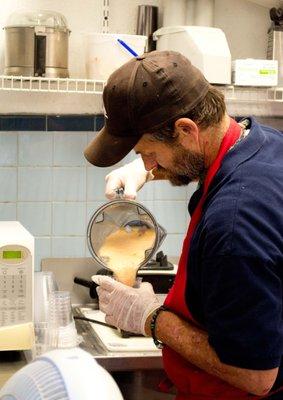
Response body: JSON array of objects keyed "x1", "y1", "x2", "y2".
[
  {"x1": 232, "y1": 59, "x2": 278, "y2": 87},
  {"x1": 85, "y1": 33, "x2": 147, "y2": 80},
  {"x1": 153, "y1": 26, "x2": 231, "y2": 84}
]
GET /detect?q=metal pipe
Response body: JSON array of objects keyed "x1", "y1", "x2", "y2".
[{"x1": 194, "y1": 0, "x2": 215, "y2": 27}]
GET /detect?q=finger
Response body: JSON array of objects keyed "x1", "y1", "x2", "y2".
[
  {"x1": 97, "y1": 287, "x2": 111, "y2": 304},
  {"x1": 140, "y1": 282, "x2": 154, "y2": 293},
  {"x1": 99, "y1": 301, "x2": 110, "y2": 314},
  {"x1": 105, "y1": 174, "x2": 123, "y2": 200},
  {"x1": 123, "y1": 178, "x2": 137, "y2": 200},
  {"x1": 92, "y1": 275, "x2": 117, "y2": 291},
  {"x1": 105, "y1": 314, "x2": 116, "y2": 328}
]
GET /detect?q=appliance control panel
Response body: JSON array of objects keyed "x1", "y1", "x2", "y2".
[{"x1": 0, "y1": 245, "x2": 32, "y2": 327}]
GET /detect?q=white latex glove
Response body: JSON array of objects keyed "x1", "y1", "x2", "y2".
[
  {"x1": 92, "y1": 275, "x2": 161, "y2": 335},
  {"x1": 105, "y1": 157, "x2": 154, "y2": 200}
]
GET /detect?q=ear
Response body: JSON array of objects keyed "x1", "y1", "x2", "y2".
[{"x1": 174, "y1": 118, "x2": 199, "y2": 147}]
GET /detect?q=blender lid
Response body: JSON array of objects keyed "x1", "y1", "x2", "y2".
[{"x1": 5, "y1": 9, "x2": 69, "y2": 29}]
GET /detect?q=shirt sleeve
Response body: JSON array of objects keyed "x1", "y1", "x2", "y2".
[{"x1": 202, "y1": 255, "x2": 283, "y2": 370}]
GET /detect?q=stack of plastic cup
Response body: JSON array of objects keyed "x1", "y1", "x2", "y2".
[
  {"x1": 34, "y1": 271, "x2": 58, "y2": 324},
  {"x1": 34, "y1": 322, "x2": 50, "y2": 357},
  {"x1": 48, "y1": 291, "x2": 78, "y2": 349}
]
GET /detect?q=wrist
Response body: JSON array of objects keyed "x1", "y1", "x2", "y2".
[{"x1": 145, "y1": 311, "x2": 154, "y2": 336}]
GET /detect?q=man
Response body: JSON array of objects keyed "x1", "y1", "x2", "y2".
[{"x1": 84, "y1": 51, "x2": 283, "y2": 399}]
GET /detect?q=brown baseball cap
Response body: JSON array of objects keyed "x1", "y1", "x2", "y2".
[{"x1": 84, "y1": 50, "x2": 210, "y2": 167}]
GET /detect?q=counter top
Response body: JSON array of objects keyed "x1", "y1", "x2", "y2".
[
  {"x1": 74, "y1": 306, "x2": 163, "y2": 372},
  {"x1": 0, "y1": 352, "x2": 26, "y2": 389}
]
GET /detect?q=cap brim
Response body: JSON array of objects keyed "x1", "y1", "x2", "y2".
[{"x1": 84, "y1": 125, "x2": 140, "y2": 167}]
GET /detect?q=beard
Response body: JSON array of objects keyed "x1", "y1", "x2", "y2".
[{"x1": 156, "y1": 145, "x2": 205, "y2": 186}]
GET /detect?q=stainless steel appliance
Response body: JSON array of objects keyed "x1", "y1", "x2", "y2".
[
  {"x1": 136, "y1": 5, "x2": 158, "y2": 52},
  {"x1": 4, "y1": 10, "x2": 70, "y2": 78},
  {"x1": 267, "y1": 7, "x2": 283, "y2": 87}
]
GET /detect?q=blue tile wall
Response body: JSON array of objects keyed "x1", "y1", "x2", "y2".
[
  {"x1": 0, "y1": 114, "x2": 196, "y2": 270},
  {"x1": 0, "y1": 115, "x2": 105, "y2": 131}
]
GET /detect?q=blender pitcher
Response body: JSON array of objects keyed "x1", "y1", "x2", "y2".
[{"x1": 87, "y1": 197, "x2": 166, "y2": 286}]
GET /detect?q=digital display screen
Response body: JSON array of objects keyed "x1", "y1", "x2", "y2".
[{"x1": 3, "y1": 250, "x2": 22, "y2": 259}]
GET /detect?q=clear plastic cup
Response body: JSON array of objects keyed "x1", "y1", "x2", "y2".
[
  {"x1": 49, "y1": 291, "x2": 72, "y2": 327},
  {"x1": 34, "y1": 321, "x2": 50, "y2": 356},
  {"x1": 48, "y1": 291, "x2": 78, "y2": 349},
  {"x1": 34, "y1": 271, "x2": 58, "y2": 323}
]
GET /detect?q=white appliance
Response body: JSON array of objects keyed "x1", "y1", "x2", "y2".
[
  {"x1": 153, "y1": 26, "x2": 231, "y2": 84},
  {"x1": 0, "y1": 348, "x2": 124, "y2": 400},
  {"x1": 232, "y1": 59, "x2": 278, "y2": 86},
  {"x1": 0, "y1": 221, "x2": 34, "y2": 350}
]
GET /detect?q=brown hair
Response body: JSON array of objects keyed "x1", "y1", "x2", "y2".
[{"x1": 150, "y1": 86, "x2": 226, "y2": 143}]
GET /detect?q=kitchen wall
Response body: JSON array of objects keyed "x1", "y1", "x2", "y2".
[
  {"x1": 0, "y1": 0, "x2": 281, "y2": 270},
  {"x1": 0, "y1": 122, "x2": 196, "y2": 270}
]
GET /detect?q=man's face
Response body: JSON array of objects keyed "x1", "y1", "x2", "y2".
[{"x1": 134, "y1": 134, "x2": 205, "y2": 186}]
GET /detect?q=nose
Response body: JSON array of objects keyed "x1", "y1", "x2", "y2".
[{"x1": 141, "y1": 155, "x2": 158, "y2": 171}]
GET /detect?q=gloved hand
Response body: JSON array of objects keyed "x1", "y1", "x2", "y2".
[
  {"x1": 92, "y1": 275, "x2": 161, "y2": 335},
  {"x1": 105, "y1": 157, "x2": 154, "y2": 200}
]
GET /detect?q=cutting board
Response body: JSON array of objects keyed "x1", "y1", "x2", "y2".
[{"x1": 82, "y1": 309, "x2": 160, "y2": 353}]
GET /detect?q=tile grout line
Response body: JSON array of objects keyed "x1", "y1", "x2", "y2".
[
  {"x1": 50, "y1": 130, "x2": 54, "y2": 258},
  {"x1": 16, "y1": 131, "x2": 19, "y2": 220}
]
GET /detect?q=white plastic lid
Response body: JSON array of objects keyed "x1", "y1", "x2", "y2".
[{"x1": 5, "y1": 10, "x2": 69, "y2": 29}]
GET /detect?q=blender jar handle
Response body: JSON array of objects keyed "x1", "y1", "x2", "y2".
[
  {"x1": 157, "y1": 224, "x2": 167, "y2": 247},
  {"x1": 115, "y1": 188, "x2": 124, "y2": 199}
]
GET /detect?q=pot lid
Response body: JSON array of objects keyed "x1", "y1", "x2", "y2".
[{"x1": 5, "y1": 9, "x2": 69, "y2": 29}]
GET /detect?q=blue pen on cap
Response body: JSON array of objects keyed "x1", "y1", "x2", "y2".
[{"x1": 117, "y1": 38, "x2": 138, "y2": 57}]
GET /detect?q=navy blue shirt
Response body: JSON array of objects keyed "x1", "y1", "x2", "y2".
[{"x1": 186, "y1": 118, "x2": 283, "y2": 396}]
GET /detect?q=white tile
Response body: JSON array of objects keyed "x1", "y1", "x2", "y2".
[
  {"x1": 152, "y1": 201, "x2": 189, "y2": 234},
  {"x1": 18, "y1": 132, "x2": 53, "y2": 166},
  {"x1": 160, "y1": 234, "x2": 185, "y2": 257},
  {"x1": 53, "y1": 202, "x2": 86, "y2": 235},
  {"x1": 53, "y1": 132, "x2": 88, "y2": 166},
  {"x1": 51, "y1": 237, "x2": 86, "y2": 257},
  {"x1": 154, "y1": 180, "x2": 188, "y2": 201},
  {"x1": 140, "y1": 200, "x2": 155, "y2": 215},
  {"x1": 34, "y1": 237, "x2": 51, "y2": 271},
  {"x1": 18, "y1": 202, "x2": 51, "y2": 236},
  {"x1": 0, "y1": 203, "x2": 17, "y2": 220},
  {"x1": 0, "y1": 132, "x2": 17, "y2": 166},
  {"x1": 137, "y1": 181, "x2": 155, "y2": 201},
  {"x1": 53, "y1": 167, "x2": 86, "y2": 201},
  {"x1": 87, "y1": 201, "x2": 105, "y2": 221},
  {"x1": 18, "y1": 167, "x2": 52, "y2": 201},
  {"x1": 0, "y1": 168, "x2": 17, "y2": 201},
  {"x1": 87, "y1": 166, "x2": 118, "y2": 201}
]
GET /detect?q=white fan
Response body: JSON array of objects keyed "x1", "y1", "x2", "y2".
[{"x1": 0, "y1": 348, "x2": 123, "y2": 400}]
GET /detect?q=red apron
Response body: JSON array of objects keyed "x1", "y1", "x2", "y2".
[{"x1": 162, "y1": 118, "x2": 281, "y2": 399}]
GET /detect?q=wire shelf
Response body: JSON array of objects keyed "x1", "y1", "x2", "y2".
[
  {"x1": 218, "y1": 85, "x2": 283, "y2": 103},
  {"x1": 0, "y1": 75, "x2": 105, "y2": 94}
]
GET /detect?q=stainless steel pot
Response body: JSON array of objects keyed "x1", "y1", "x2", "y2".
[{"x1": 4, "y1": 10, "x2": 70, "y2": 78}]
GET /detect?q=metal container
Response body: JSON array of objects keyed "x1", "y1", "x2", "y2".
[
  {"x1": 136, "y1": 5, "x2": 158, "y2": 52},
  {"x1": 87, "y1": 198, "x2": 166, "y2": 274},
  {"x1": 4, "y1": 10, "x2": 70, "y2": 78}
]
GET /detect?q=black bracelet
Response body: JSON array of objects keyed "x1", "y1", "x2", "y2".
[{"x1": 150, "y1": 305, "x2": 167, "y2": 349}]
